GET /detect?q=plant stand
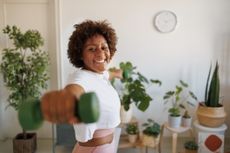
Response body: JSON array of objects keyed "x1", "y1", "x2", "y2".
[
  {"x1": 119, "y1": 134, "x2": 161, "y2": 153},
  {"x1": 160, "y1": 122, "x2": 193, "y2": 153},
  {"x1": 193, "y1": 120, "x2": 227, "y2": 152},
  {"x1": 13, "y1": 133, "x2": 37, "y2": 153}
]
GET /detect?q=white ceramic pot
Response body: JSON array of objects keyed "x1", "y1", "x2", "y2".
[
  {"x1": 128, "y1": 134, "x2": 138, "y2": 144},
  {"x1": 120, "y1": 105, "x2": 132, "y2": 123},
  {"x1": 182, "y1": 117, "x2": 192, "y2": 127},
  {"x1": 168, "y1": 115, "x2": 182, "y2": 128}
]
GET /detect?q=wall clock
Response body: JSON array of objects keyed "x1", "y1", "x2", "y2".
[{"x1": 154, "y1": 10, "x2": 177, "y2": 33}]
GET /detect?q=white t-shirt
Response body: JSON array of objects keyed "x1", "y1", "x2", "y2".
[{"x1": 67, "y1": 69, "x2": 121, "y2": 142}]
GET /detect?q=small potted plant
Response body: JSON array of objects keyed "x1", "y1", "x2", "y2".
[
  {"x1": 182, "y1": 110, "x2": 192, "y2": 127},
  {"x1": 163, "y1": 80, "x2": 197, "y2": 128},
  {"x1": 184, "y1": 140, "x2": 198, "y2": 153},
  {"x1": 111, "y1": 61, "x2": 161, "y2": 123},
  {"x1": 126, "y1": 122, "x2": 139, "y2": 143},
  {"x1": 141, "y1": 118, "x2": 161, "y2": 147},
  {"x1": 196, "y1": 62, "x2": 226, "y2": 127}
]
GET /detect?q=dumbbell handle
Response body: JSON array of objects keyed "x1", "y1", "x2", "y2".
[{"x1": 18, "y1": 92, "x2": 100, "y2": 131}]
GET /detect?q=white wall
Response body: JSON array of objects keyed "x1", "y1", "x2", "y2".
[
  {"x1": 0, "y1": 0, "x2": 58, "y2": 139},
  {"x1": 59, "y1": 0, "x2": 230, "y2": 137}
]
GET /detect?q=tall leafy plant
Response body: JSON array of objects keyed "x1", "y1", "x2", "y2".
[
  {"x1": 204, "y1": 62, "x2": 221, "y2": 107},
  {"x1": 0, "y1": 25, "x2": 49, "y2": 137},
  {"x1": 111, "y1": 62, "x2": 161, "y2": 111}
]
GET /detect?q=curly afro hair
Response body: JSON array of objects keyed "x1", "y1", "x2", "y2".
[{"x1": 67, "y1": 20, "x2": 118, "y2": 68}]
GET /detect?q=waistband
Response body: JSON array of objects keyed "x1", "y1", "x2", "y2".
[{"x1": 78, "y1": 133, "x2": 113, "y2": 147}]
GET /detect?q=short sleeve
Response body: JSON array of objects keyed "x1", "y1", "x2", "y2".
[
  {"x1": 66, "y1": 70, "x2": 90, "y2": 91},
  {"x1": 73, "y1": 123, "x2": 97, "y2": 142},
  {"x1": 103, "y1": 70, "x2": 109, "y2": 80}
]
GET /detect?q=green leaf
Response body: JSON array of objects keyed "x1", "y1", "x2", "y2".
[
  {"x1": 180, "y1": 80, "x2": 188, "y2": 87},
  {"x1": 205, "y1": 63, "x2": 212, "y2": 103},
  {"x1": 189, "y1": 91, "x2": 198, "y2": 101},
  {"x1": 1, "y1": 25, "x2": 49, "y2": 110},
  {"x1": 207, "y1": 62, "x2": 220, "y2": 107},
  {"x1": 137, "y1": 100, "x2": 149, "y2": 112},
  {"x1": 150, "y1": 79, "x2": 162, "y2": 86}
]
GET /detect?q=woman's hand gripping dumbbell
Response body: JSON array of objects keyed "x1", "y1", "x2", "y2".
[{"x1": 18, "y1": 90, "x2": 100, "y2": 131}]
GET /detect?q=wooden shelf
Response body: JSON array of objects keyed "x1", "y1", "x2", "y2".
[{"x1": 118, "y1": 134, "x2": 143, "y2": 149}]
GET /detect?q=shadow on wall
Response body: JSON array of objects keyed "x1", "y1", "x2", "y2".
[{"x1": 218, "y1": 35, "x2": 230, "y2": 137}]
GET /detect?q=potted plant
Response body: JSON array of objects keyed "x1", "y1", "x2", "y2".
[
  {"x1": 0, "y1": 25, "x2": 49, "y2": 153},
  {"x1": 184, "y1": 140, "x2": 198, "y2": 153},
  {"x1": 163, "y1": 80, "x2": 197, "y2": 128},
  {"x1": 141, "y1": 118, "x2": 161, "y2": 147},
  {"x1": 196, "y1": 62, "x2": 226, "y2": 127},
  {"x1": 111, "y1": 61, "x2": 161, "y2": 123},
  {"x1": 125, "y1": 122, "x2": 139, "y2": 143},
  {"x1": 182, "y1": 110, "x2": 192, "y2": 127}
]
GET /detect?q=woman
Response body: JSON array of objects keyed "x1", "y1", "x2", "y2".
[{"x1": 41, "y1": 20, "x2": 122, "y2": 153}]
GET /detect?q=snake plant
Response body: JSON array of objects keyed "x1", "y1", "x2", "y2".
[{"x1": 204, "y1": 62, "x2": 220, "y2": 107}]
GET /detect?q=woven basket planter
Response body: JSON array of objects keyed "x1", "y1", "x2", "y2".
[
  {"x1": 141, "y1": 134, "x2": 159, "y2": 148},
  {"x1": 196, "y1": 103, "x2": 226, "y2": 127},
  {"x1": 13, "y1": 133, "x2": 37, "y2": 153}
]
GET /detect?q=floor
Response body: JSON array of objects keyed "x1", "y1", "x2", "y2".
[{"x1": 0, "y1": 137, "x2": 230, "y2": 153}]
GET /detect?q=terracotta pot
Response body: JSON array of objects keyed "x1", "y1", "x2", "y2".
[{"x1": 196, "y1": 103, "x2": 226, "y2": 127}]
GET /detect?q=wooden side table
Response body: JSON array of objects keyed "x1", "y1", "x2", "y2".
[
  {"x1": 119, "y1": 134, "x2": 161, "y2": 153},
  {"x1": 160, "y1": 122, "x2": 193, "y2": 153},
  {"x1": 118, "y1": 117, "x2": 162, "y2": 153}
]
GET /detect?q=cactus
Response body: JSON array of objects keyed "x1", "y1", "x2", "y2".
[{"x1": 205, "y1": 62, "x2": 220, "y2": 107}]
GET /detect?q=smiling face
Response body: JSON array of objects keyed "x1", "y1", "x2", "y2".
[{"x1": 82, "y1": 34, "x2": 111, "y2": 73}]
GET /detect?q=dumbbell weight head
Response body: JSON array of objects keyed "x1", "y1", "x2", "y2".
[
  {"x1": 77, "y1": 92, "x2": 100, "y2": 123},
  {"x1": 18, "y1": 92, "x2": 100, "y2": 130},
  {"x1": 122, "y1": 69, "x2": 129, "y2": 79},
  {"x1": 18, "y1": 98, "x2": 43, "y2": 130}
]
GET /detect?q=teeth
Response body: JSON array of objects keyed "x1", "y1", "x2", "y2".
[{"x1": 95, "y1": 60, "x2": 105, "y2": 63}]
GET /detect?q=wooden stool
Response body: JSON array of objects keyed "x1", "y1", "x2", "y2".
[{"x1": 160, "y1": 122, "x2": 193, "y2": 153}]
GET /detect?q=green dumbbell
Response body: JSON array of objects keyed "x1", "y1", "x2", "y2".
[
  {"x1": 122, "y1": 69, "x2": 130, "y2": 79},
  {"x1": 18, "y1": 92, "x2": 100, "y2": 131}
]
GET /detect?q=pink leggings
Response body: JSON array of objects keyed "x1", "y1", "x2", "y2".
[{"x1": 72, "y1": 128, "x2": 115, "y2": 153}]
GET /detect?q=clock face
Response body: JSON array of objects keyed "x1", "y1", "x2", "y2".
[{"x1": 154, "y1": 11, "x2": 177, "y2": 33}]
